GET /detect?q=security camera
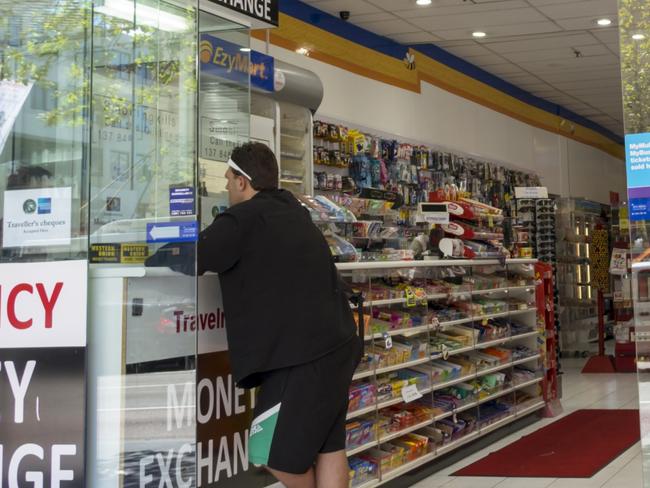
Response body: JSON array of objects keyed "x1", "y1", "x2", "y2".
[{"x1": 339, "y1": 11, "x2": 350, "y2": 21}]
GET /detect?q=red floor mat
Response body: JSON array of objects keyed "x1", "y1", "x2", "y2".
[{"x1": 454, "y1": 409, "x2": 640, "y2": 478}]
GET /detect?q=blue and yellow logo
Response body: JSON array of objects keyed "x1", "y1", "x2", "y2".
[{"x1": 200, "y1": 34, "x2": 274, "y2": 91}]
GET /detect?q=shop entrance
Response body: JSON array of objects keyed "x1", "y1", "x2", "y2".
[{"x1": 85, "y1": 4, "x2": 269, "y2": 488}]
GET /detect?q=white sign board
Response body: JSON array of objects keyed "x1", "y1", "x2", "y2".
[
  {"x1": 125, "y1": 274, "x2": 227, "y2": 364},
  {"x1": 0, "y1": 260, "x2": 87, "y2": 348},
  {"x1": 514, "y1": 187, "x2": 549, "y2": 199},
  {"x1": 3, "y1": 187, "x2": 72, "y2": 247},
  {"x1": 417, "y1": 202, "x2": 450, "y2": 225}
]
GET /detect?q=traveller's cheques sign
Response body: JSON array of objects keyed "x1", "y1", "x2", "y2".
[
  {"x1": 2, "y1": 187, "x2": 72, "y2": 248},
  {"x1": 0, "y1": 260, "x2": 87, "y2": 487},
  {"x1": 210, "y1": 0, "x2": 278, "y2": 27}
]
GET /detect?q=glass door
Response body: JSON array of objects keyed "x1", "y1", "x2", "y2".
[{"x1": 86, "y1": 0, "x2": 200, "y2": 485}]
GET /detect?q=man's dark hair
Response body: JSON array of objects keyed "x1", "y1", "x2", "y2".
[{"x1": 231, "y1": 142, "x2": 279, "y2": 191}]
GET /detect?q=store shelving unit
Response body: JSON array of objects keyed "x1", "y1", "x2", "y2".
[
  {"x1": 555, "y1": 198, "x2": 604, "y2": 357},
  {"x1": 278, "y1": 101, "x2": 313, "y2": 195},
  {"x1": 338, "y1": 259, "x2": 545, "y2": 487}
]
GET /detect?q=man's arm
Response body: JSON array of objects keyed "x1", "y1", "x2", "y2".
[{"x1": 197, "y1": 213, "x2": 242, "y2": 275}]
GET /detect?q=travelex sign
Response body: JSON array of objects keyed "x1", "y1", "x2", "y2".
[
  {"x1": 625, "y1": 133, "x2": 650, "y2": 221},
  {"x1": 210, "y1": 0, "x2": 278, "y2": 26},
  {"x1": 200, "y1": 33, "x2": 275, "y2": 92}
]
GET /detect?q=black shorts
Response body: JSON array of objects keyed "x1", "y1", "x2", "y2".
[{"x1": 248, "y1": 336, "x2": 362, "y2": 474}]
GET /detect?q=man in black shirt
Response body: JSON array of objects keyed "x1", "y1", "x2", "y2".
[{"x1": 198, "y1": 143, "x2": 361, "y2": 488}]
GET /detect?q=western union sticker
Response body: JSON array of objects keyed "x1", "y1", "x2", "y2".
[
  {"x1": 90, "y1": 244, "x2": 120, "y2": 263},
  {"x1": 121, "y1": 244, "x2": 149, "y2": 264}
]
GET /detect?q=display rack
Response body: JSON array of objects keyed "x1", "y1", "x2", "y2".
[
  {"x1": 337, "y1": 259, "x2": 545, "y2": 487},
  {"x1": 556, "y1": 198, "x2": 606, "y2": 356},
  {"x1": 514, "y1": 197, "x2": 561, "y2": 375},
  {"x1": 278, "y1": 101, "x2": 313, "y2": 195}
]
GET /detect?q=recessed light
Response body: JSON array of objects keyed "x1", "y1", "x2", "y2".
[
  {"x1": 296, "y1": 47, "x2": 310, "y2": 55},
  {"x1": 472, "y1": 31, "x2": 487, "y2": 38},
  {"x1": 240, "y1": 47, "x2": 251, "y2": 52},
  {"x1": 596, "y1": 18, "x2": 612, "y2": 26},
  {"x1": 416, "y1": 0, "x2": 432, "y2": 5},
  {"x1": 633, "y1": 33, "x2": 646, "y2": 40}
]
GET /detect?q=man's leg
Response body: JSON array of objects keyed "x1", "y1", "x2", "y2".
[
  {"x1": 315, "y1": 450, "x2": 349, "y2": 488},
  {"x1": 266, "y1": 466, "x2": 316, "y2": 488}
]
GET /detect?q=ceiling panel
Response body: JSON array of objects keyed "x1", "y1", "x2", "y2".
[{"x1": 301, "y1": 0, "x2": 624, "y2": 137}]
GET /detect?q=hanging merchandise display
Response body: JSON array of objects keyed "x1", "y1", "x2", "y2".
[{"x1": 311, "y1": 119, "x2": 542, "y2": 264}]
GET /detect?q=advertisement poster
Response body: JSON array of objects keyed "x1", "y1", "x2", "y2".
[
  {"x1": 0, "y1": 260, "x2": 87, "y2": 487},
  {"x1": 123, "y1": 274, "x2": 268, "y2": 487},
  {"x1": 625, "y1": 132, "x2": 650, "y2": 221},
  {"x1": 2, "y1": 187, "x2": 72, "y2": 248}
]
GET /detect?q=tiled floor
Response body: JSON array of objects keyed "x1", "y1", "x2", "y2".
[{"x1": 412, "y1": 358, "x2": 643, "y2": 488}]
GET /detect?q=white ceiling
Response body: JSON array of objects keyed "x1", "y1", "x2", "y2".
[{"x1": 300, "y1": 0, "x2": 623, "y2": 138}]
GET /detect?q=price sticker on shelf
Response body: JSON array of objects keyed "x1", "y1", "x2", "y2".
[
  {"x1": 383, "y1": 332, "x2": 393, "y2": 350},
  {"x1": 401, "y1": 384, "x2": 423, "y2": 403}
]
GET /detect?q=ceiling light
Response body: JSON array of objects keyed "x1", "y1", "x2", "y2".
[
  {"x1": 296, "y1": 47, "x2": 310, "y2": 56},
  {"x1": 633, "y1": 33, "x2": 646, "y2": 40},
  {"x1": 95, "y1": 0, "x2": 188, "y2": 32},
  {"x1": 416, "y1": 0, "x2": 432, "y2": 5},
  {"x1": 472, "y1": 31, "x2": 487, "y2": 38},
  {"x1": 240, "y1": 47, "x2": 251, "y2": 52},
  {"x1": 596, "y1": 18, "x2": 612, "y2": 26}
]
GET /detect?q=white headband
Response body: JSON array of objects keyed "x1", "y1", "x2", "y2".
[{"x1": 228, "y1": 158, "x2": 252, "y2": 181}]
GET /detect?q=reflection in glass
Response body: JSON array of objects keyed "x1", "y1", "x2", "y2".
[{"x1": 0, "y1": 0, "x2": 92, "y2": 262}]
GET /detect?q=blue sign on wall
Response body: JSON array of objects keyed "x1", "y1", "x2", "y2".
[
  {"x1": 625, "y1": 132, "x2": 650, "y2": 221},
  {"x1": 147, "y1": 221, "x2": 198, "y2": 243},
  {"x1": 169, "y1": 186, "x2": 195, "y2": 217},
  {"x1": 200, "y1": 33, "x2": 274, "y2": 92}
]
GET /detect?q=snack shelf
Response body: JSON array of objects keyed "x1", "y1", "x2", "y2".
[
  {"x1": 517, "y1": 400, "x2": 546, "y2": 416},
  {"x1": 347, "y1": 439, "x2": 379, "y2": 457},
  {"x1": 347, "y1": 405, "x2": 378, "y2": 420},
  {"x1": 348, "y1": 395, "x2": 545, "y2": 486},
  {"x1": 512, "y1": 354, "x2": 542, "y2": 366},
  {"x1": 435, "y1": 431, "x2": 481, "y2": 457},
  {"x1": 471, "y1": 285, "x2": 535, "y2": 295},
  {"x1": 475, "y1": 377, "x2": 542, "y2": 405},
  {"x1": 479, "y1": 400, "x2": 546, "y2": 436},
  {"x1": 509, "y1": 307, "x2": 537, "y2": 316},
  {"x1": 343, "y1": 258, "x2": 546, "y2": 486},
  {"x1": 438, "y1": 317, "x2": 474, "y2": 328},
  {"x1": 353, "y1": 357, "x2": 431, "y2": 381},
  {"x1": 378, "y1": 451, "x2": 438, "y2": 484},
  {"x1": 379, "y1": 418, "x2": 436, "y2": 444},
  {"x1": 431, "y1": 372, "x2": 476, "y2": 391},
  {"x1": 364, "y1": 323, "x2": 430, "y2": 341},
  {"x1": 476, "y1": 336, "x2": 513, "y2": 349},
  {"x1": 336, "y1": 259, "x2": 538, "y2": 272},
  {"x1": 434, "y1": 401, "x2": 478, "y2": 422},
  {"x1": 352, "y1": 346, "x2": 541, "y2": 390}
]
